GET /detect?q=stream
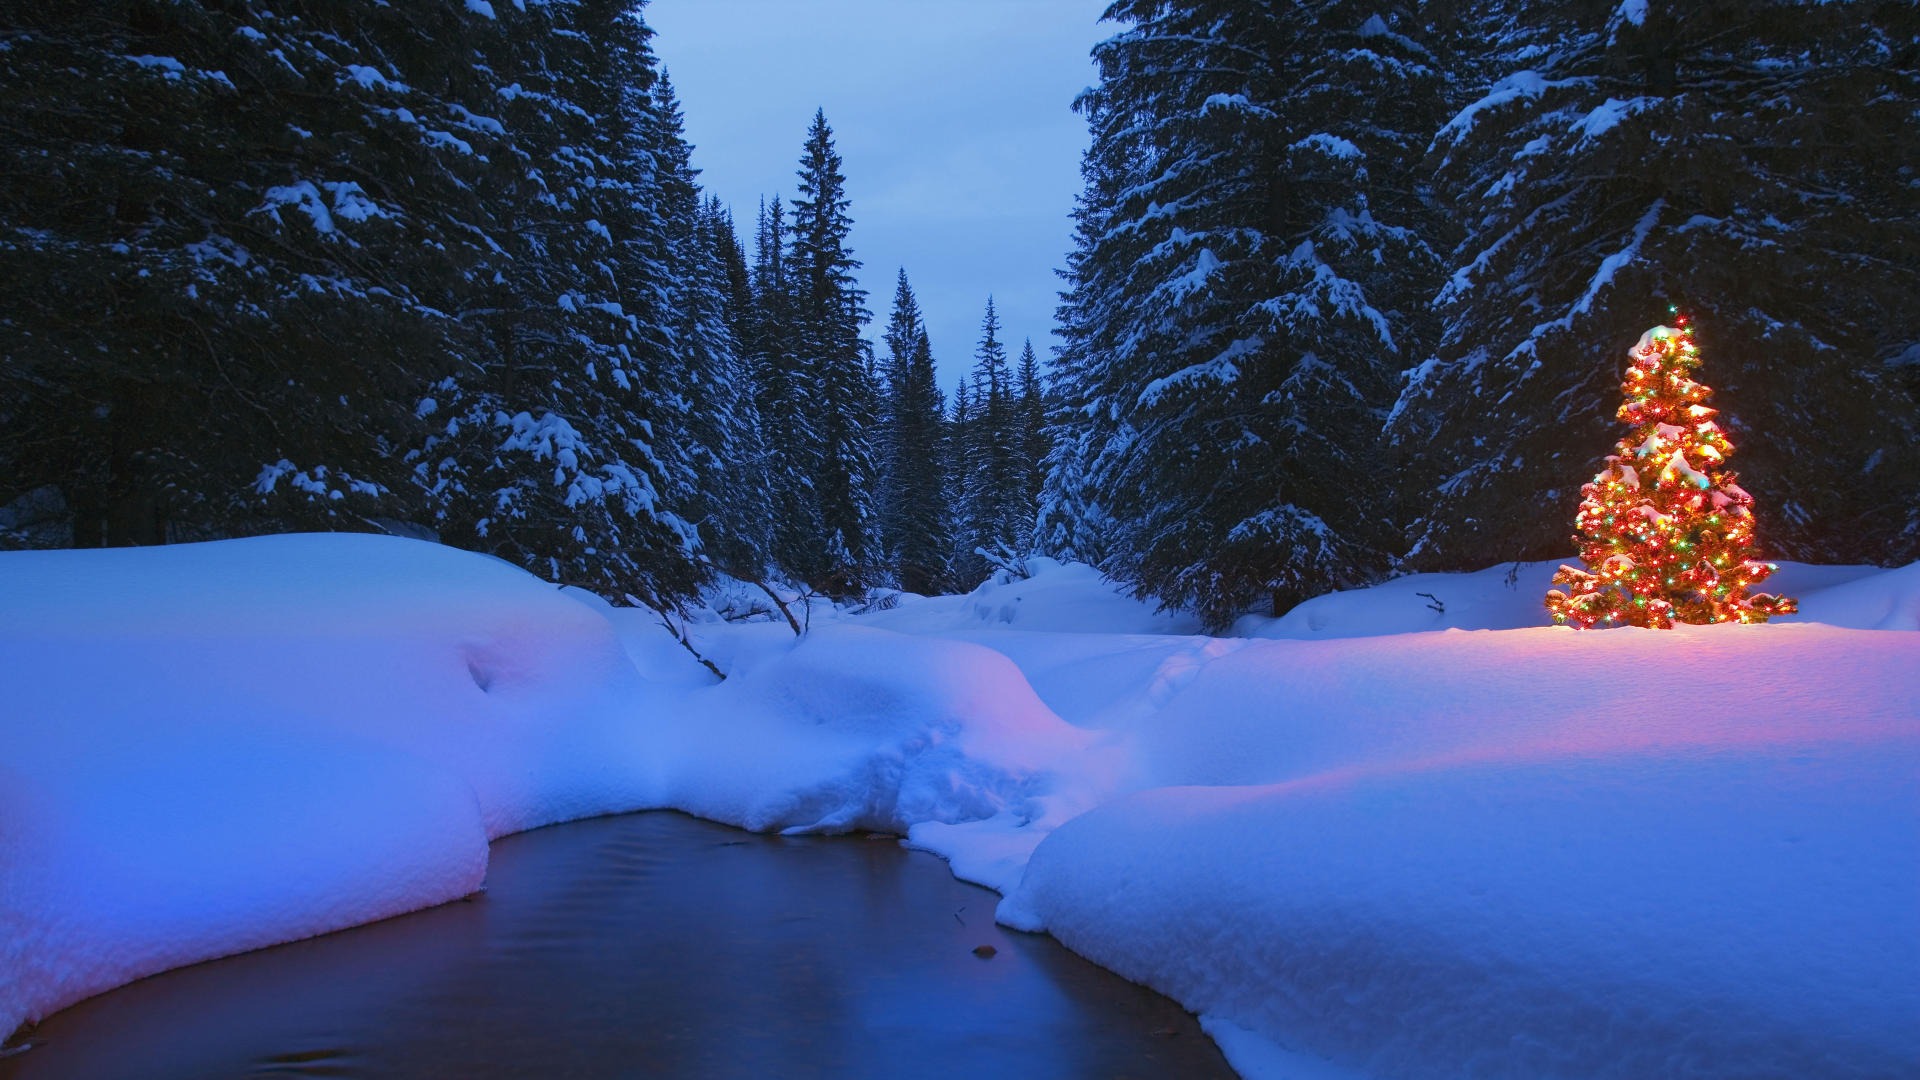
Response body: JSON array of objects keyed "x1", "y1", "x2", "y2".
[{"x1": 1, "y1": 811, "x2": 1231, "y2": 1078}]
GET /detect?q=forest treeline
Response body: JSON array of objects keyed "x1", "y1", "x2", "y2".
[
  {"x1": 0, "y1": 0, "x2": 1044, "y2": 606},
  {"x1": 3, "y1": 1, "x2": 1916, "y2": 627}
]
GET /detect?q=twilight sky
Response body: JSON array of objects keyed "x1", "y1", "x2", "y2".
[{"x1": 645, "y1": 0, "x2": 1110, "y2": 393}]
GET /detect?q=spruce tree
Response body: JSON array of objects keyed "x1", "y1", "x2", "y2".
[
  {"x1": 876, "y1": 269, "x2": 924, "y2": 572},
  {"x1": 0, "y1": 0, "x2": 489, "y2": 545},
  {"x1": 0, "y1": 0, "x2": 740, "y2": 610},
  {"x1": 419, "y1": 0, "x2": 702, "y2": 605},
  {"x1": 947, "y1": 376, "x2": 975, "y2": 577},
  {"x1": 746, "y1": 194, "x2": 821, "y2": 582},
  {"x1": 894, "y1": 329, "x2": 954, "y2": 593},
  {"x1": 1050, "y1": 0, "x2": 1443, "y2": 627},
  {"x1": 873, "y1": 270, "x2": 953, "y2": 593},
  {"x1": 787, "y1": 109, "x2": 878, "y2": 594},
  {"x1": 1015, "y1": 338, "x2": 1048, "y2": 550},
  {"x1": 1037, "y1": 178, "x2": 1121, "y2": 568},
  {"x1": 957, "y1": 297, "x2": 1020, "y2": 583},
  {"x1": 652, "y1": 74, "x2": 767, "y2": 577},
  {"x1": 711, "y1": 200, "x2": 755, "y2": 351}
]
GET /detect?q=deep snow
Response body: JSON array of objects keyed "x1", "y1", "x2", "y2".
[{"x1": 3, "y1": 536, "x2": 1916, "y2": 1079}]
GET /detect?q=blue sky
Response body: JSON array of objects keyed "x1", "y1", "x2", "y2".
[{"x1": 645, "y1": 0, "x2": 1109, "y2": 394}]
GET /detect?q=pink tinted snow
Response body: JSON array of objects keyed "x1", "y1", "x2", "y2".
[{"x1": 1000, "y1": 622, "x2": 1920, "y2": 1079}]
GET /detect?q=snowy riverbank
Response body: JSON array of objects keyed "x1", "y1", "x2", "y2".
[{"x1": 4, "y1": 535, "x2": 1916, "y2": 1077}]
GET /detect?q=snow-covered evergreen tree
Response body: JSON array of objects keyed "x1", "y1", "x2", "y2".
[
  {"x1": 744, "y1": 195, "x2": 823, "y2": 584},
  {"x1": 873, "y1": 269, "x2": 921, "y2": 567},
  {"x1": 1052, "y1": 0, "x2": 1443, "y2": 626},
  {"x1": 1037, "y1": 177, "x2": 1122, "y2": 568},
  {"x1": 946, "y1": 376, "x2": 975, "y2": 576},
  {"x1": 415, "y1": 0, "x2": 703, "y2": 606},
  {"x1": 0, "y1": 1, "x2": 493, "y2": 543},
  {"x1": 871, "y1": 270, "x2": 954, "y2": 593},
  {"x1": 1015, "y1": 338, "x2": 1049, "y2": 550},
  {"x1": 0, "y1": 1, "x2": 732, "y2": 605},
  {"x1": 955, "y1": 298, "x2": 1026, "y2": 584},
  {"x1": 896, "y1": 329, "x2": 955, "y2": 593},
  {"x1": 787, "y1": 110, "x2": 879, "y2": 594},
  {"x1": 653, "y1": 74, "x2": 769, "y2": 577}
]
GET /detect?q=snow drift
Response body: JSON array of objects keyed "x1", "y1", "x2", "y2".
[
  {"x1": 0, "y1": 535, "x2": 660, "y2": 1037},
  {"x1": 995, "y1": 624, "x2": 1920, "y2": 1079},
  {"x1": 0, "y1": 535, "x2": 1091, "y2": 1041},
  {"x1": 4, "y1": 539, "x2": 1916, "y2": 1080}
]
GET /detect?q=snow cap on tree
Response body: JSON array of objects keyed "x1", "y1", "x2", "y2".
[{"x1": 1547, "y1": 315, "x2": 1797, "y2": 628}]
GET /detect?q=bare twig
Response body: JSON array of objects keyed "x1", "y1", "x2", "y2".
[
  {"x1": 749, "y1": 577, "x2": 804, "y2": 637},
  {"x1": 656, "y1": 606, "x2": 725, "y2": 681}
]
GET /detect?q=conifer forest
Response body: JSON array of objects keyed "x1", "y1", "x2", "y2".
[{"x1": 3, "y1": 1, "x2": 1916, "y2": 629}]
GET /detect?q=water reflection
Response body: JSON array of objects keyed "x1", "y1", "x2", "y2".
[{"x1": 3, "y1": 812, "x2": 1230, "y2": 1079}]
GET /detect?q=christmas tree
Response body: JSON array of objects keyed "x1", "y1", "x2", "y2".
[{"x1": 1546, "y1": 315, "x2": 1797, "y2": 628}]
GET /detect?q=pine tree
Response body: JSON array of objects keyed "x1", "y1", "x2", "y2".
[
  {"x1": 957, "y1": 297, "x2": 1021, "y2": 583},
  {"x1": 1051, "y1": 0, "x2": 1444, "y2": 627},
  {"x1": 947, "y1": 376, "x2": 975, "y2": 576},
  {"x1": 745, "y1": 194, "x2": 821, "y2": 582},
  {"x1": 1547, "y1": 318, "x2": 1797, "y2": 628},
  {"x1": 894, "y1": 329, "x2": 954, "y2": 593},
  {"x1": 0, "y1": 0, "x2": 728, "y2": 610},
  {"x1": 653, "y1": 74, "x2": 767, "y2": 577},
  {"x1": 787, "y1": 109, "x2": 878, "y2": 594},
  {"x1": 874, "y1": 271, "x2": 952, "y2": 593},
  {"x1": 419, "y1": 0, "x2": 702, "y2": 606},
  {"x1": 1037, "y1": 177, "x2": 1121, "y2": 568},
  {"x1": 1015, "y1": 338, "x2": 1048, "y2": 550},
  {"x1": 0, "y1": 1, "x2": 490, "y2": 545},
  {"x1": 874, "y1": 269, "x2": 923, "y2": 567},
  {"x1": 711, "y1": 201, "x2": 754, "y2": 350}
]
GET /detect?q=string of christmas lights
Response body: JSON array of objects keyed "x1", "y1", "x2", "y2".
[{"x1": 1546, "y1": 311, "x2": 1797, "y2": 628}]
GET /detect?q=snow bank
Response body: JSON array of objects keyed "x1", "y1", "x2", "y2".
[
  {"x1": 7, "y1": 538, "x2": 1917, "y2": 1079},
  {"x1": 0, "y1": 535, "x2": 660, "y2": 1038},
  {"x1": 999, "y1": 624, "x2": 1920, "y2": 1078},
  {"x1": 1009, "y1": 736, "x2": 1917, "y2": 1079},
  {"x1": 646, "y1": 627, "x2": 1117, "y2": 866},
  {"x1": 862, "y1": 564, "x2": 1919, "y2": 1076},
  {"x1": 0, "y1": 537, "x2": 1103, "y2": 1041},
  {"x1": 1240, "y1": 558, "x2": 1908, "y2": 638},
  {"x1": 862, "y1": 556, "x2": 1204, "y2": 636},
  {"x1": 1785, "y1": 559, "x2": 1920, "y2": 630}
]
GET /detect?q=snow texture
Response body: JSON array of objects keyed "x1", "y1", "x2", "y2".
[
  {"x1": 4, "y1": 538, "x2": 1917, "y2": 1080},
  {"x1": 0, "y1": 535, "x2": 654, "y2": 1037}
]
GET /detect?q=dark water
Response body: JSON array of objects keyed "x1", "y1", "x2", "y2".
[{"x1": 1, "y1": 812, "x2": 1231, "y2": 1079}]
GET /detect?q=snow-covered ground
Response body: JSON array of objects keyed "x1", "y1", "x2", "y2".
[{"x1": 3, "y1": 536, "x2": 1916, "y2": 1078}]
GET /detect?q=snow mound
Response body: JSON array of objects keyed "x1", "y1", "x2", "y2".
[
  {"x1": 8, "y1": 535, "x2": 1916, "y2": 1079},
  {"x1": 1784, "y1": 559, "x2": 1920, "y2": 630},
  {"x1": 1012, "y1": 740, "x2": 1918, "y2": 1079},
  {"x1": 655, "y1": 625, "x2": 1114, "y2": 839},
  {"x1": 1, "y1": 536, "x2": 1116, "y2": 1043},
  {"x1": 860, "y1": 556, "x2": 1204, "y2": 636},
  {"x1": 1002, "y1": 623, "x2": 1920, "y2": 1079},
  {"x1": 1241, "y1": 559, "x2": 1910, "y2": 639},
  {"x1": 0, "y1": 534, "x2": 659, "y2": 1039}
]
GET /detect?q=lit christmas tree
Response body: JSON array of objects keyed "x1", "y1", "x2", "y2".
[{"x1": 1546, "y1": 314, "x2": 1797, "y2": 628}]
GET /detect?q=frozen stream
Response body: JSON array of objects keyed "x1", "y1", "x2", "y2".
[{"x1": 0, "y1": 811, "x2": 1230, "y2": 1078}]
